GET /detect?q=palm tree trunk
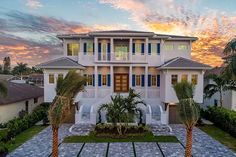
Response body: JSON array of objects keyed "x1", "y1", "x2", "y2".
[
  {"x1": 185, "y1": 127, "x2": 193, "y2": 157},
  {"x1": 52, "y1": 126, "x2": 59, "y2": 157},
  {"x1": 219, "y1": 90, "x2": 223, "y2": 107}
]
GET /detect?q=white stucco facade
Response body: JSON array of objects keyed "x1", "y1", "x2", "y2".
[
  {"x1": 0, "y1": 96, "x2": 44, "y2": 123},
  {"x1": 39, "y1": 30, "x2": 210, "y2": 124}
]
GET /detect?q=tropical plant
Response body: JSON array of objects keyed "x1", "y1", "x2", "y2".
[
  {"x1": 0, "y1": 81, "x2": 7, "y2": 97},
  {"x1": 223, "y1": 38, "x2": 236, "y2": 80},
  {"x1": 98, "y1": 89, "x2": 146, "y2": 135},
  {"x1": 204, "y1": 74, "x2": 236, "y2": 107},
  {"x1": 3, "y1": 56, "x2": 11, "y2": 74},
  {"x1": 173, "y1": 81, "x2": 200, "y2": 157},
  {"x1": 49, "y1": 70, "x2": 86, "y2": 157},
  {"x1": 12, "y1": 62, "x2": 29, "y2": 80}
]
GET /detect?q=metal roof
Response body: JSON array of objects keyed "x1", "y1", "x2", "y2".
[
  {"x1": 36, "y1": 57, "x2": 85, "y2": 69},
  {"x1": 158, "y1": 57, "x2": 212, "y2": 70}
]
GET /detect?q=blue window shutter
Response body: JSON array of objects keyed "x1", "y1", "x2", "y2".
[
  {"x1": 83, "y1": 43, "x2": 87, "y2": 55},
  {"x1": 157, "y1": 43, "x2": 160, "y2": 55},
  {"x1": 132, "y1": 43, "x2": 135, "y2": 54},
  {"x1": 148, "y1": 75, "x2": 151, "y2": 87},
  {"x1": 141, "y1": 75, "x2": 145, "y2": 87},
  {"x1": 98, "y1": 74, "x2": 102, "y2": 86},
  {"x1": 148, "y1": 43, "x2": 151, "y2": 55},
  {"x1": 141, "y1": 43, "x2": 145, "y2": 55},
  {"x1": 92, "y1": 74, "x2": 95, "y2": 86},
  {"x1": 98, "y1": 43, "x2": 101, "y2": 53},
  {"x1": 107, "y1": 43, "x2": 111, "y2": 61},
  {"x1": 132, "y1": 74, "x2": 135, "y2": 87},
  {"x1": 157, "y1": 75, "x2": 160, "y2": 87},
  {"x1": 107, "y1": 74, "x2": 111, "y2": 86},
  {"x1": 93, "y1": 43, "x2": 94, "y2": 55}
]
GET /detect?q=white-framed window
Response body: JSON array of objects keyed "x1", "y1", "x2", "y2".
[
  {"x1": 67, "y1": 43, "x2": 79, "y2": 56},
  {"x1": 87, "y1": 75, "x2": 93, "y2": 86},
  {"x1": 101, "y1": 41, "x2": 107, "y2": 60},
  {"x1": 58, "y1": 74, "x2": 63, "y2": 80},
  {"x1": 151, "y1": 43, "x2": 157, "y2": 54},
  {"x1": 136, "y1": 75, "x2": 141, "y2": 86},
  {"x1": 181, "y1": 74, "x2": 188, "y2": 82},
  {"x1": 171, "y1": 74, "x2": 178, "y2": 85},
  {"x1": 164, "y1": 44, "x2": 174, "y2": 51},
  {"x1": 191, "y1": 74, "x2": 198, "y2": 85},
  {"x1": 87, "y1": 42, "x2": 94, "y2": 55},
  {"x1": 151, "y1": 75, "x2": 157, "y2": 86},
  {"x1": 102, "y1": 75, "x2": 107, "y2": 86},
  {"x1": 49, "y1": 74, "x2": 54, "y2": 84},
  {"x1": 178, "y1": 44, "x2": 188, "y2": 50}
]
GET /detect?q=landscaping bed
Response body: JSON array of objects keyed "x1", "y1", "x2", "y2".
[{"x1": 64, "y1": 124, "x2": 178, "y2": 143}]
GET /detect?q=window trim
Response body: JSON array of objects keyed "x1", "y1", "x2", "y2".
[
  {"x1": 102, "y1": 75, "x2": 107, "y2": 86},
  {"x1": 171, "y1": 74, "x2": 178, "y2": 85},
  {"x1": 151, "y1": 75, "x2": 157, "y2": 86},
  {"x1": 135, "y1": 75, "x2": 141, "y2": 86},
  {"x1": 49, "y1": 74, "x2": 54, "y2": 84},
  {"x1": 191, "y1": 74, "x2": 198, "y2": 85},
  {"x1": 181, "y1": 74, "x2": 188, "y2": 82},
  {"x1": 67, "y1": 43, "x2": 79, "y2": 56}
]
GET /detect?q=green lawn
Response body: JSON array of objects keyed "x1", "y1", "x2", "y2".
[
  {"x1": 63, "y1": 132, "x2": 178, "y2": 143},
  {"x1": 199, "y1": 125, "x2": 236, "y2": 152},
  {"x1": 6, "y1": 125, "x2": 47, "y2": 152}
]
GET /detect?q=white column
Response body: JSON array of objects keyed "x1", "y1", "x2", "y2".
[
  {"x1": 145, "y1": 38, "x2": 148, "y2": 62},
  {"x1": 94, "y1": 37, "x2": 98, "y2": 62},
  {"x1": 110, "y1": 66, "x2": 114, "y2": 93},
  {"x1": 129, "y1": 65, "x2": 132, "y2": 89},
  {"x1": 129, "y1": 38, "x2": 133, "y2": 61},
  {"x1": 95, "y1": 66, "x2": 98, "y2": 98},
  {"x1": 145, "y1": 66, "x2": 148, "y2": 98},
  {"x1": 110, "y1": 38, "x2": 114, "y2": 61}
]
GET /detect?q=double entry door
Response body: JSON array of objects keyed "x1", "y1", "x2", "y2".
[{"x1": 114, "y1": 74, "x2": 129, "y2": 93}]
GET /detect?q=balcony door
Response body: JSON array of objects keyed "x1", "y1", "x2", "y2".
[
  {"x1": 114, "y1": 74, "x2": 129, "y2": 93},
  {"x1": 114, "y1": 42, "x2": 129, "y2": 61}
]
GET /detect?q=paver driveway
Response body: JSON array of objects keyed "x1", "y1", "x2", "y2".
[{"x1": 8, "y1": 124, "x2": 236, "y2": 157}]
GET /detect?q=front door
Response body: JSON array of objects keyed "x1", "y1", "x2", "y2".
[{"x1": 114, "y1": 74, "x2": 129, "y2": 93}]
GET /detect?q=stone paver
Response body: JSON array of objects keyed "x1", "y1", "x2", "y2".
[
  {"x1": 171, "y1": 124, "x2": 236, "y2": 157},
  {"x1": 159, "y1": 143, "x2": 185, "y2": 157},
  {"x1": 134, "y1": 142, "x2": 163, "y2": 157},
  {"x1": 150, "y1": 124, "x2": 173, "y2": 136},
  {"x1": 59, "y1": 143, "x2": 83, "y2": 157},
  {"x1": 8, "y1": 124, "x2": 72, "y2": 157},
  {"x1": 79, "y1": 143, "x2": 107, "y2": 157},
  {"x1": 108, "y1": 142, "x2": 134, "y2": 157},
  {"x1": 70, "y1": 124, "x2": 95, "y2": 136}
]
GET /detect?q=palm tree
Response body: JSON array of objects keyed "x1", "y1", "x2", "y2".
[
  {"x1": 0, "y1": 81, "x2": 7, "y2": 97},
  {"x1": 204, "y1": 74, "x2": 236, "y2": 107},
  {"x1": 223, "y1": 38, "x2": 236, "y2": 80},
  {"x1": 12, "y1": 62, "x2": 28, "y2": 80},
  {"x1": 173, "y1": 81, "x2": 200, "y2": 157},
  {"x1": 49, "y1": 70, "x2": 86, "y2": 157}
]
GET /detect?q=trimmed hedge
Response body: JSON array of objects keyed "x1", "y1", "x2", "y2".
[
  {"x1": 202, "y1": 106, "x2": 236, "y2": 138},
  {"x1": 0, "y1": 103, "x2": 49, "y2": 142}
]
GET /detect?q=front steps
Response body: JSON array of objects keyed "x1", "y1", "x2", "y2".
[
  {"x1": 69, "y1": 124, "x2": 95, "y2": 135},
  {"x1": 149, "y1": 124, "x2": 173, "y2": 136}
]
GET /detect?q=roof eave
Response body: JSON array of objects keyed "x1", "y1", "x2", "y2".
[
  {"x1": 157, "y1": 67, "x2": 212, "y2": 70},
  {"x1": 37, "y1": 66, "x2": 85, "y2": 69}
]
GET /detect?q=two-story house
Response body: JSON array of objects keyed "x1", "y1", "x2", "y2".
[{"x1": 38, "y1": 30, "x2": 211, "y2": 124}]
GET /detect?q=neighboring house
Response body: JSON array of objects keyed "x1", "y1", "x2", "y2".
[
  {"x1": 0, "y1": 82, "x2": 44, "y2": 123},
  {"x1": 0, "y1": 74, "x2": 20, "y2": 81},
  {"x1": 37, "y1": 30, "x2": 211, "y2": 124},
  {"x1": 25, "y1": 74, "x2": 44, "y2": 87},
  {"x1": 203, "y1": 67, "x2": 236, "y2": 111}
]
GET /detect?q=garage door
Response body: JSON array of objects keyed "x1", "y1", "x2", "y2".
[{"x1": 169, "y1": 105, "x2": 181, "y2": 124}]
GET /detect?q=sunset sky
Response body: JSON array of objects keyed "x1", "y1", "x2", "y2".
[{"x1": 0, "y1": 0, "x2": 236, "y2": 67}]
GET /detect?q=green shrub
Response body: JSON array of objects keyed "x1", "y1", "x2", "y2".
[
  {"x1": 202, "y1": 106, "x2": 236, "y2": 138},
  {"x1": 0, "y1": 142, "x2": 8, "y2": 156},
  {"x1": 0, "y1": 103, "x2": 50, "y2": 142}
]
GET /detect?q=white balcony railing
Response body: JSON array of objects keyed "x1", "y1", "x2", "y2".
[{"x1": 98, "y1": 52, "x2": 130, "y2": 62}]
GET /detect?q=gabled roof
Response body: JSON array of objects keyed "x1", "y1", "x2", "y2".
[
  {"x1": 36, "y1": 57, "x2": 85, "y2": 69},
  {"x1": 158, "y1": 57, "x2": 212, "y2": 70},
  {"x1": 0, "y1": 82, "x2": 43, "y2": 105}
]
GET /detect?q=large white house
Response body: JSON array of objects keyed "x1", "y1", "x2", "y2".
[{"x1": 38, "y1": 30, "x2": 211, "y2": 124}]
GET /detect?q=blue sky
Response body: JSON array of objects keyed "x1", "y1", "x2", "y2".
[{"x1": 0, "y1": 0, "x2": 236, "y2": 66}]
